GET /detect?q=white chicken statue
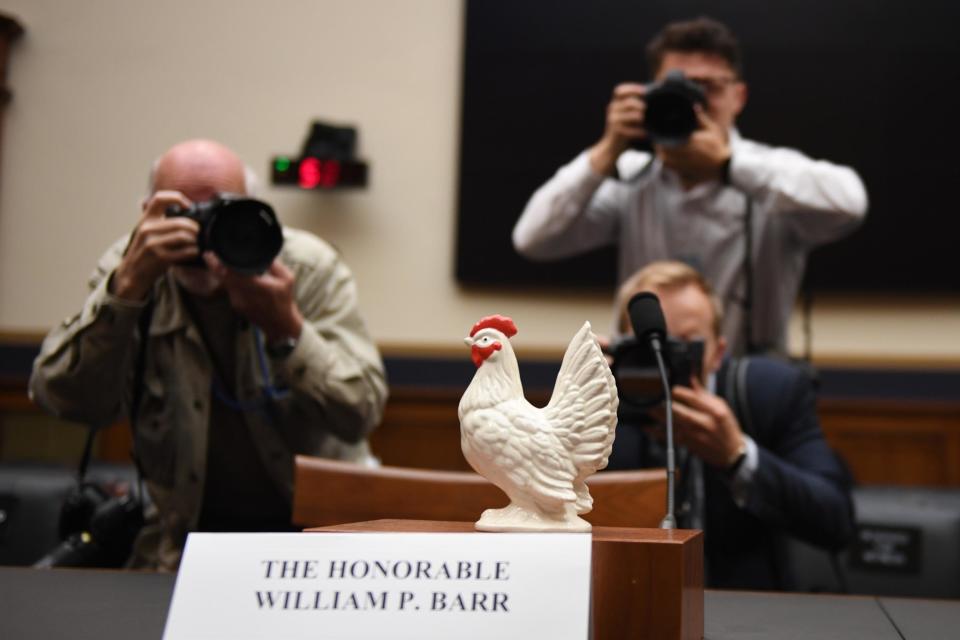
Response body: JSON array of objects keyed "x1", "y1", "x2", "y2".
[{"x1": 459, "y1": 315, "x2": 619, "y2": 532}]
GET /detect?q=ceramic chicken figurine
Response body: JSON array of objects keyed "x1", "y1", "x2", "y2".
[{"x1": 458, "y1": 315, "x2": 619, "y2": 532}]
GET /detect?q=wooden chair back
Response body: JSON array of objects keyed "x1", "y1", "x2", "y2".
[{"x1": 293, "y1": 455, "x2": 666, "y2": 529}]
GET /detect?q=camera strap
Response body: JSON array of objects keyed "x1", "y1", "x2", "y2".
[
  {"x1": 179, "y1": 292, "x2": 286, "y2": 423},
  {"x1": 740, "y1": 189, "x2": 816, "y2": 360},
  {"x1": 742, "y1": 196, "x2": 758, "y2": 355},
  {"x1": 180, "y1": 292, "x2": 232, "y2": 396},
  {"x1": 73, "y1": 298, "x2": 153, "y2": 501},
  {"x1": 127, "y1": 298, "x2": 156, "y2": 494},
  {"x1": 72, "y1": 230, "x2": 144, "y2": 482},
  {"x1": 75, "y1": 422, "x2": 97, "y2": 483},
  {"x1": 625, "y1": 155, "x2": 761, "y2": 355},
  {"x1": 620, "y1": 154, "x2": 657, "y2": 183}
]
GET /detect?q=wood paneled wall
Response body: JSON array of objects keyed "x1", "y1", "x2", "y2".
[
  {"x1": 5, "y1": 384, "x2": 960, "y2": 487},
  {"x1": 4, "y1": 332, "x2": 959, "y2": 487},
  {"x1": 817, "y1": 399, "x2": 960, "y2": 486},
  {"x1": 366, "y1": 388, "x2": 960, "y2": 487}
]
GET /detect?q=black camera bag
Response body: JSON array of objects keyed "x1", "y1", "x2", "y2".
[{"x1": 35, "y1": 300, "x2": 155, "y2": 568}]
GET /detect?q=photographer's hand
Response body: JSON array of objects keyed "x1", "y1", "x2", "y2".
[
  {"x1": 111, "y1": 191, "x2": 199, "y2": 301},
  {"x1": 668, "y1": 376, "x2": 746, "y2": 470},
  {"x1": 657, "y1": 105, "x2": 731, "y2": 188},
  {"x1": 589, "y1": 82, "x2": 647, "y2": 176},
  {"x1": 204, "y1": 253, "x2": 304, "y2": 345}
]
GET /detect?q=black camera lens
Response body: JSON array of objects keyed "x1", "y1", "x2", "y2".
[
  {"x1": 204, "y1": 198, "x2": 283, "y2": 274},
  {"x1": 166, "y1": 196, "x2": 284, "y2": 274},
  {"x1": 644, "y1": 70, "x2": 707, "y2": 146}
]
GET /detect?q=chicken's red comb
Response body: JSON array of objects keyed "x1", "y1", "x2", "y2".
[{"x1": 470, "y1": 315, "x2": 518, "y2": 338}]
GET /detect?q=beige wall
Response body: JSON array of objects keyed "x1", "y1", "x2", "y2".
[{"x1": 1, "y1": 0, "x2": 957, "y2": 364}]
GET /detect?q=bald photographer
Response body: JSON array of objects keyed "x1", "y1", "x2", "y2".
[{"x1": 29, "y1": 139, "x2": 387, "y2": 570}]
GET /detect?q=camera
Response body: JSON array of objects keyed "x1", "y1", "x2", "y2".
[
  {"x1": 166, "y1": 194, "x2": 283, "y2": 274},
  {"x1": 34, "y1": 482, "x2": 144, "y2": 568},
  {"x1": 610, "y1": 336, "x2": 704, "y2": 424},
  {"x1": 644, "y1": 70, "x2": 707, "y2": 146}
]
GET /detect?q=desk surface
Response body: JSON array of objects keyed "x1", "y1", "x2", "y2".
[{"x1": 1, "y1": 566, "x2": 958, "y2": 639}]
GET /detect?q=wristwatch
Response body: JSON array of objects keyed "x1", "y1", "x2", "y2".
[
  {"x1": 724, "y1": 441, "x2": 748, "y2": 478},
  {"x1": 266, "y1": 336, "x2": 298, "y2": 359}
]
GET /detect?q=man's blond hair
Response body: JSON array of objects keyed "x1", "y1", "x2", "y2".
[{"x1": 615, "y1": 261, "x2": 724, "y2": 337}]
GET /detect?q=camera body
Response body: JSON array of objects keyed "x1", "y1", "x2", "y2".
[
  {"x1": 644, "y1": 70, "x2": 707, "y2": 146},
  {"x1": 166, "y1": 194, "x2": 283, "y2": 274},
  {"x1": 610, "y1": 336, "x2": 704, "y2": 423},
  {"x1": 34, "y1": 482, "x2": 144, "y2": 568}
]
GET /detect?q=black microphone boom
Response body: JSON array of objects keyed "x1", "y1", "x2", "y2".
[{"x1": 626, "y1": 291, "x2": 678, "y2": 530}]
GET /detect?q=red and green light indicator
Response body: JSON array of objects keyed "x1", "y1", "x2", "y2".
[{"x1": 271, "y1": 155, "x2": 365, "y2": 190}]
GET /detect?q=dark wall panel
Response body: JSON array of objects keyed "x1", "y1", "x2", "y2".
[{"x1": 456, "y1": 0, "x2": 960, "y2": 293}]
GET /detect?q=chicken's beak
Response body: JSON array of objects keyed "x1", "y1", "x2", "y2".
[{"x1": 463, "y1": 337, "x2": 472, "y2": 346}]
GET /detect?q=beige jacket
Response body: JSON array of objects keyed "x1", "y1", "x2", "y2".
[{"x1": 30, "y1": 228, "x2": 387, "y2": 569}]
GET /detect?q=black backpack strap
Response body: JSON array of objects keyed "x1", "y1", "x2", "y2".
[
  {"x1": 742, "y1": 195, "x2": 759, "y2": 354},
  {"x1": 724, "y1": 356, "x2": 754, "y2": 438}
]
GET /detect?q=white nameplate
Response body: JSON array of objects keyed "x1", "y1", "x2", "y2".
[{"x1": 162, "y1": 531, "x2": 591, "y2": 640}]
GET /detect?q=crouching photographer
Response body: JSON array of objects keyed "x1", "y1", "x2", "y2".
[
  {"x1": 29, "y1": 139, "x2": 387, "y2": 571},
  {"x1": 604, "y1": 260, "x2": 855, "y2": 591}
]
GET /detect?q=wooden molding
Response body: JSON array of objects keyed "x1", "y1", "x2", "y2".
[
  {"x1": 0, "y1": 330, "x2": 45, "y2": 344},
  {"x1": 810, "y1": 352, "x2": 960, "y2": 370},
  {"x1": 818, "y1": 397, "x2": 960, "y2": 486},
  {"x1": 3, "y1": 332, "x2": 960, "y2": 369}
]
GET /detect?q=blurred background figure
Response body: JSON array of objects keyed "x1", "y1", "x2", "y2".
[
  {"x1": 606, "y1": 260, "x2": 854, "y2": 589},
  {"x1": 513, "y1": 16, "x2": 868, "y2": 355}
]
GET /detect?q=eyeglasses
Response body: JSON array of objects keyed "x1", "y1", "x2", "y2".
[{"x1": 689, "y1": 76, "x2": 739, "y2": 95}]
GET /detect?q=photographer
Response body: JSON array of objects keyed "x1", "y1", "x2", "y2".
[
  {"x1": 29, "y1": 139, "x2": 387, "y2": 570},
  {"x1": 607, "y1": 260, "x2": 854, "y2": 589},
  {"x1": 513, "y1": 16, "x2": 867, "y2": 355}
]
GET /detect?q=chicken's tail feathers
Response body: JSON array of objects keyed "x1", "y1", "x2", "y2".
[
  {"x1": 574, "y1": 480, "x2": 593, "y2": 514},
  {"x1": 546, "y1": 321, "x2": 619, "y2": 475}
]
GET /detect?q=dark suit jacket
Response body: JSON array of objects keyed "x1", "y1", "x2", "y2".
[{"x1": 607, "y1": 356, "x2": 855, "y2": 590}]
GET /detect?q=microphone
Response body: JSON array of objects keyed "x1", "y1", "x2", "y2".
[
  {"x1": 626, "y1": 292, "x2": 678, "y2": 530},
  {"x1": 627, "y1": 292, "x2": 667, "y2": 351}
]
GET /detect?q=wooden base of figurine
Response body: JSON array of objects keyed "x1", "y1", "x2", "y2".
[{"x1": 308, "y1": 519, "x2": 704, "y2": 640}]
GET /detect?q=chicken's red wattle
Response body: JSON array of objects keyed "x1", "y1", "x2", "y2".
[{"x1": 471, "y1": 342, "x2": 501, "y2": 367}]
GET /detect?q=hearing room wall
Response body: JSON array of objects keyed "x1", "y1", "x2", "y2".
[{"x1": 0, "y1": 0, "x2": 957, "y2": 363}]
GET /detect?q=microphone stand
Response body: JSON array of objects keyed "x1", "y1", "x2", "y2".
[
  {"x1": 650, "y1": 335, "x2": 677, "y2": 529},
  {"x1": 627, "y1": 291, "x2": 678, "y2": 529}
]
